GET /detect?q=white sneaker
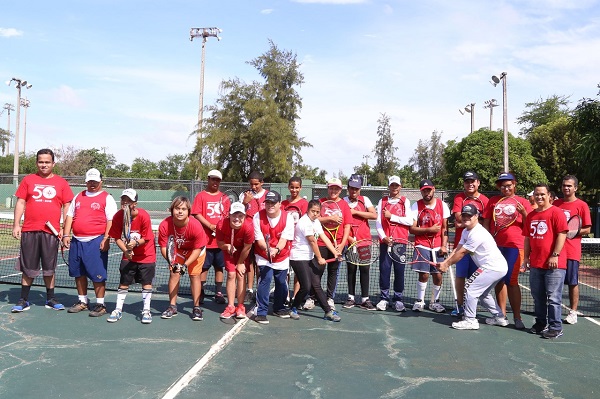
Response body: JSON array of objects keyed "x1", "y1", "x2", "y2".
[
  {"x1": 428, "y1": 302, "x2": 446, "y2": 313},
  {"x1": 452, "y1": 318, "x2": 480, "y2": 330},
  {"x1": 412, "y1": 300, "x2": 425, "y2": 312},
  {"x1": 565, "y1": 310, "x2": 578, "y2": 325},
  {"x1": 485, "y1": 315, "x2": 509, "y2": 326},
  {"x1": 327, "y1": 298, "x2": 336, "y2": 310},
  {"x1": 303, "y1": 298, "x2": 315, "y2": 310},
  {"x1": 394, "y1": 301, "x2": 406, "y2": 312},
  {"x1": 376, "y1": 300, "x2": 388, "y2": 311}
]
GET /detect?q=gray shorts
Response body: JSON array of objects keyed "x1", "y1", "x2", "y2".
[
  {"x1": 411, "y1": 247, "x2": 441, "y2": 274},
  {"x1": 15, "y1": 231, "x2": 59, "y2": 278}
]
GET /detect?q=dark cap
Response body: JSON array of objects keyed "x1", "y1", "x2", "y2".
[
  {"x1": 461, "y1": 204, "x2": 479, "y2": 216},
  {"x1": 264, "y1": 191, "x2": 281, "y2": 203},
  {"x1": 463, "y1": 171, "x2": 479, "y2": 181},
  {"x1": 419, "y1": 179, "x2": 435, "y2": 190},
  {"x1": 496, "y1": 172, "x2": 516, "y2": 183},
  {"x1": 348, "y1": 174, "x2": 362, "y2": 188}
]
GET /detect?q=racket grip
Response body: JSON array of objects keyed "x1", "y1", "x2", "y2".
[{"x1": 45, "y1": 221, "x2": 60, "y2": 237}]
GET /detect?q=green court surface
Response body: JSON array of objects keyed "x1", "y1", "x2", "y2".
[{"x1": 1, "y1": 285, "x2": 599, "y2": 399}]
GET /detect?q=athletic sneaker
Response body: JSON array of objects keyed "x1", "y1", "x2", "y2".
[
  {"x1": 514, "y1": 318, "x2": 526, "y2": 330},
  {"x1": 244, "y1": 289, "x2": 255, "y2": 303},
  {"x1": 107, "y1": 309, "x2": 122, "y2": 323},
  {"x1": 452, "y1": 318, "x2": 480, "y2": 330},
  {"x1": 161, "y1": 305, "x2": 178, "y2": 319},
  {"x1": 191, "y1": 307, "x2": 203, "y2": 321},
  {"x1": 343, "y1": 298, "x2": 355, "y2": 309},
  {"x1": 412, "y1": 300, "x2": 425, "y2": 312},
  {"x1": 214, "y1": 292, "x2": 226, "y2": 304},
  {"x1": 394, "y1": 301, "x2": 406, "y2": 312},
  {"x1": 485, "y1": 316, "x2": 509, "y2": 327},
  {"x1": 274, "y1": 309, "x2": 291, "y2": 318},
  {"x1": 327, "y1": 298, "x2": 336, "y2": 310},
  {"x1": 11, "y1": 298, "x2": 31, "y2": 313},
  {"x1": 235, "y1": 304, "x2": 246, "y2": 319},
  {"x1": 68, "y1": 301, "x2": 88, "y2": 313},
  {"x1": 324, "y1": 310, "x2": 341, "y2": 322},
  {"x1": 376, "y1": 300, "x2": 388, "y2": 311},
  {"x1": 542, "y1": 329, "x2": 563, "y2": 339},
  {"x1": 565, "y1": 310, "x2": 578, "y2": 325},
  {"x1": 360, "y1": 299, "x2": 376, "y2": 311},
  {"x1": 450, "y1": 306, "x2": 464, "y2": 317},
  {"x1": 255, "y1": 315, "x2": 269, "y2": 324},
  {"x1": 428, "y1": 301, "x2": 446, "y2": 313},
  {"x1": 141, "y1": 309, "x2": 152, "y2": 324},
  {"x1": 529, "y1": 322, "x2": 549, "y2": 335},
  {"x1": 290, "y1": 307, "x2": 300, "y2": 320},
  {"x1": 303, "y1": 297, "x2": 315, "y2": 310},
  {"x1": 45, "y1": 298, "x2": 65, "y2": 311},
  {"x1": 220, "y1": 305, "x2": 236, "y2": 319},
  {"x1": 89, "y1": 304, "x2": 107, "y2": 317}
]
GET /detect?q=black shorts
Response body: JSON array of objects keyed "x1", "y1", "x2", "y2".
[
  {"x1": 15, "y1": 231, "x2": 59, "y2": 278},
  {"x1": 119, "y1": 260, "x2": 156, "y2": 286}
]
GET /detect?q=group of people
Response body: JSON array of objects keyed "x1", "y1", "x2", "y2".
[{"x1": 8, "y1": 149, "x2": 592, "y2": 339}]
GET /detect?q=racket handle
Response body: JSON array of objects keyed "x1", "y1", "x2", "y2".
[
  {"x1": 45, "y1": 221, "x2": 60, "y2": 237},
  {"x1": 325, "y1": 257, "x2": 342, "y2": 263}
]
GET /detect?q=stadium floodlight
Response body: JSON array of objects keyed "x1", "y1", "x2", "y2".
[
  {"x1": 7, "y1": 77, "x2": 32, "y2": 186},
  {"x1": 20, "y1": 98, "x2": 30, "y2": 154},
  {"x1": 460, "y1": 103, "x2": 475, "y2": 133},
  {"x1": 490, "y1": 72, "x2": 508, "y2": 172},
  {"x1": 483, "y1": 99, "x2": 499, "y2": 130}
]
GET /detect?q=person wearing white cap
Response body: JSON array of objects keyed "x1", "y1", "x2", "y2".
[
  {"x1": 191, "y1": 169, "x2": 228, "y2": 305},
  {"x1": 106, "y1": 188, "x2": 157, "y2": 324},
  {"x1": 62, "y1": 168, "x2": 118, "y2": 317},
  {"x1": 11, "y1": 149, "x2": 74, "y2": 313}
]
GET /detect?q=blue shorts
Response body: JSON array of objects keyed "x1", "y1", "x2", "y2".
[
  {"x1": 203, "y1": 248, "x2": 225, "y2": 271},
  {"x1": 411, "y1": 247, "x2": 441, "y2": 274},
  {"x1": 564, "y1": 259, "x2": 579, "y2": 286},
  {"x1": 498, "y1": 246, "x2": 523, "y2": 286},
  {"x1": 455, "y1": 255, "x2": 479, "y2": 278},
  {"x1": 68, "y1": 236, "x2": 109, "y2": 282}
]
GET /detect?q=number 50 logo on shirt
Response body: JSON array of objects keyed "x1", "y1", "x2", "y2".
[
  {"x1": 32, "y1": 185, "x2": 57, "y2": 200},
  {"x1": 529, "y1": 220, "x2": 549, "y2": 237}
]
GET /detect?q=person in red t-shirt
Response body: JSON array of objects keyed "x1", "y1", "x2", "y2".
[
  {"x1": 11, "y1": 148, "x2": 74, "y2": 313},
  {"x1": 106, "y1": 189, "x2": 156, "y2": 324},
  {"x1": 159, "y1": 196, "x2": 208, "y2": 322},
  {"x1": 553, "y1": 174, "x2": 592, "y2": 324},
  {"x1": 62, "y1": 168, "x2": 118, "y2": 317},
  {"x1": 482, "y1": 172, "x2": 532, "y2": 330},
  {"x1": 216, "y1": 202, "x2": 254, "y2": 319},
  {"x1": 521, "y1": 184, "x2": 568, "y2": 339},
  {"x1": 191, "y1": 169, "x2": 229, "y2": 305}
]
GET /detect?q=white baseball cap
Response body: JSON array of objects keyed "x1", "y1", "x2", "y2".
[
  {"x1": 230, "y1": 202, "x2": 246, "y2": 215},
  {"x1": 208, "y1": 169, "x2": 223, "y2": 180},
  {"x1": 121, "y1": 188, "x2": 138, "y2": 202},
  {"x1": 85, "y1": 168, "x2": 102, "y2": 182},
  {"x1": 388, "y1": 175, "x2": 401, "y2": 186}
]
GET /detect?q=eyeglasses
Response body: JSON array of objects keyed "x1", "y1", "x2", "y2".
[{"x1": 500, "y1": 184, "x2": 513, "y2": 190}]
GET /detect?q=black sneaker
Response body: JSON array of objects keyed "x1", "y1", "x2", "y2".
[
  {"x1": 529, "y1": 322, "x2": 549, "y2": 335},
  {"x1": 274, "y1": 309, "x2": 291, "y2": 318},
  {"x1": 255, "y1": 315, "x2": 269, "y2": 324},
  {"x1": 542, "y1": 329, "x2": 563, "y2": 339},
  {"x1": 214, "y1": 292, "x2": 226, "y2": 304},
  {"x1": 360, "y1": 299, "x2": 376, "y2": 311},
  {"x1": 191, "y1": 307, "x2": 203, "y2": 321},
  {"x1": 68, "y1": 301, "x2": 88, "y2": 313},
  {"x1": 161, "y1": 305, "x2": 178, "y2": 319},
  {"x1": 89, "y1": 304, "x2": 107, "y2": 317},
  {"x1": 343, "y1": 298, "x2": 355, "y2": 309}
]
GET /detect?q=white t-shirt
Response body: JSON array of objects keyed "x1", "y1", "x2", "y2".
[
  {"x1": 459, "y1": 223, "x2": 508, "y2": 273},
  {"x1": 343, "y1": 195, "x2": 374, "y2": 210},
  {"x1": 290, "y1": 214, "x2": 325, "y2": 261},
  {"x1": 253, "y1": 211, "x2": 295, "y2": 270}
]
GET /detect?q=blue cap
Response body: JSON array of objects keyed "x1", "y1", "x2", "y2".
[
  {"x1": 496, "y1": 172, "x2": 516, "y2": 183},
  {"x1": 348, "y1": 174, "x2": 362, "y2": 188}
]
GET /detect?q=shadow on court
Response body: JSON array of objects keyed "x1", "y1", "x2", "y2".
[{"x1": 1, "y1": 284, "x2": 599, "y2": 399}]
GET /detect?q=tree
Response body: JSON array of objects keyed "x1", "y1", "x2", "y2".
[
  {"x1": 293, "y1": 164, "x2": 328, "y2": 184},
  {"x1": 157, "y1": 154, "x2": 188, "y2": 180},
  {"x1": 130, "y1": 157, "x2": 161, "y2": 179},
  {"x1": 195, "y1": 41, "x2": 310, "y2": 182},
  {"x1": 0, "y1": 128, "x2": 11, "y2": 155},
  {"x1": 571, "y1": 87, "x2": 600, "y2": 189},
  {"x1": 371, "y1": 113, "x2": 398, "y2": 186},
  {"x1": 517, "y1": 95, "x2": 570, "y2": 138},
  {"x1": 408, "y1": 130, "x2": 446, "y2": 184},
  {"x1": 54, "y1": 146, "x2": 117, "y2": 177},
  {"x1": 443, "y1": 128, "x2": 547, "y2": 192}
]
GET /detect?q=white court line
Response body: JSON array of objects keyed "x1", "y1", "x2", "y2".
[{"x1": 161, "y1": 317, "x2": 250, "y2": 399}]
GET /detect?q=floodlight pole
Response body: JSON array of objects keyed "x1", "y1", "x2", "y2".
[
  {"x1": 8, "y1": 78, "x2": 32, "y2": 186},
  {"x1": 362, "y1": 154, "x2": 370, "y2": 186},
  {"x1": 2, "y1": 103, "x2": 14, "y2": 156},
  {"x1": 460, "y1": 103, "x2": 475, "y2": 133},
  {"x1": 20, "y1": 98, "x2": 30, "y2": 154},
  {"x1": 496, "y1": 72, "x2": 508, "y2": 173},
  {"x1": 483, "y1": 99, "x2": 498, "y2": 131}
]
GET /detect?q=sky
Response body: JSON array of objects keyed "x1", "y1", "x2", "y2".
[{"x1": 1, "y1": 0, "x2": 600, "y2": 179}]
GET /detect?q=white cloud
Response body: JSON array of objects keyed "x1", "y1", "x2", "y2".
[
  {"x1": 53, "y1": 85, "x2": 85, "y2": 108},
  {"x1": 0, "y1": 27, "x2": 22, "y2": 37},
  {"x1": 260, "y1": 9, "x2": 274, "y2": 14}
]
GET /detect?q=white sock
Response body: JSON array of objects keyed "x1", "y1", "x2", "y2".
[
  {"x1": 142, "y1": 289, "x2": 152, "y2": 311},
  {"x1": 79, "y1": 295, "x2": 88, "y2": 304},
  {"x1": 362, "y1": 297, "x2": 369, "y2": 303},
  {"x1": 116, "y1": 289, "x2": 127, "y2": 311},
  {"x1": 417, "y1": 281, "x2": 427, "y2": 301},
  {"x1": 347, "y1": 294, "x2": 354, "y2": 301},
  {"x1": 96, "y1": 297, "x2": 105, "y2": 305},
  {"x1": 432, "y1": 285, "x2": 441, "y2": 302}
]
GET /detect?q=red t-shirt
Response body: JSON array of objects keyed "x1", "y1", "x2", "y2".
[
  {"x1": 414, "y1": 199, "x2": 446, "y2": 248},
  {"x1": 484, "y1": 195, "x2": 532, "y2": 249},
  {"x1": 15, "y1": 173, "x2": 74, "y2": 233},
  {"x1": 452, "y1": 192, "x2": 489, "y2": 247},
  {"x1": 244, "y1": 189, "x2": 269, "y2": 219},
  {"x1": 191, "y1": 190, "x2": 231, "y2": 248},
  {"x1": 158, "y1": 216, "x2": 207, "y2": 263},
  {"x1": 345, "y1": 195, "x2": 372, "y2": 241},
  {"x1": 72, "y1": 190, "x2": 111, "y2": 236},
  {"x1": 318, "y1": 198, "x2": 353, "y2": 247},
  {"x1": 282, "y1": 198, "x2": 309, "y2": 225},
  {"x1": 109, "y1": 208, "x2": 156, "y2": 263},
  {"x1": 216, "y1": 217, "x2": 254, "y2": 265},
  {"x1": 380, "y1": 196, "x2": 410, "y2": 242},
  {"x1": 553, "y1": 198, "x2": 592, "y2": 261},
  {"x1": 522, "y1": 206, "x2": 568, "y2": 269}
]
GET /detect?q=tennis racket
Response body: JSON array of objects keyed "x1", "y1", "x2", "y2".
[
  {"x1": 462, "y1": 196, "x2": 485, "y2": 217},
  {"x1": 265, "y1": 233, "x2": 273, "y2": 263},
  {"x1": 230, "y1": 227, "x2": 236, "y2": 255},
  {"x1": 567, "y1": 215, "x2": 582, "y2": 239},
  {"x1": 384, "y1": 198, "x2": 405, "y2": 255},
  {"x1": 417, "y1": 207, "x2": 441, "y2": 263},
  {"x1": 321, "y1": 200, "x2": 343, "y2": 248},
  {"x1": 447, "y1": 261, "x2": 459, "y2": 315},
  {"x1": 285, "y1": 204, "x2": 302, "y2": 225},
  {"x1": 45, "y1": 220, "x2": 69, "y2": 267},
  {"x1": 492, "y1": 196, "x2": 520, "y2": 237},
  {"x1": 325, "y1": 238, "x2": 379, "y2": 265},
  {"x1": 122, "y1": 204, "x2": 131, "y2": 245},
  {"x1": 387, "y1": 237, "x2": 439, "y2": 267},
  {"x1": 166, "y1": 234, "x2": 186, "y2": 275}
]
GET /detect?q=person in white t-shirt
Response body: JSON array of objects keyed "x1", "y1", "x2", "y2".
[{"x1": 437, "y1": 204, "x2": 508, "y2": 330}]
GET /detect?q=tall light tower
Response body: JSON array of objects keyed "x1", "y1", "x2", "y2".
[
  {"x1": 20, "y1": 98, "x2": 30, "y2": 154},
  {"x1": 2, "y1": 103, "x2": 14, "y2": 155},
  {"x1": 362, "y1": 154, "x2": 370, "y2": 186},
  {"x1": 459, "y1": 103, "x2": 475, "y2": 133},
  {"x1": 7, "y1": 78, "x2": 32, "y2": 185},
  {"x1": 483, "y1": 99, "x2": 498, "y2": 131},
  {"x1": 491, "y1": 72, "x2": 508, "y2": 172}
]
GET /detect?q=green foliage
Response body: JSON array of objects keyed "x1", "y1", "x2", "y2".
[
  {"x1": 294, "y1": 164, "x2": 327, "y2": 184},
  {"x1": 517, "y1": 95, "x2": 570, "y2": 138},
  {"x1": 409, "y1": 130, "x2": 446, "y2": 184},
  {"x1": 571, "y1": 89, "x2": 600, "y2": 189},
  {"x1": 442, "y1": 128, "x2": 547, "y2": 192},
  {"x1": 0, "y1": 128, "x2": 11, "y2": 155},
  {"x1": 371, "y1": 113, "x2": 398, "y2": 186},
  {"x1": 130, "y1": 157, "x2": 162, "y2": 179}
]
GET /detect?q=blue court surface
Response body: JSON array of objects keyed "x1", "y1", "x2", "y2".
[{"x1": 1, "y1": 284, "x2": 599, "y2": 399}]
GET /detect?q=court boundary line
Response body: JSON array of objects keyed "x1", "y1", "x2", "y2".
[{"x1": 161, "y1": 317, "x2": 250, "y2": 399}]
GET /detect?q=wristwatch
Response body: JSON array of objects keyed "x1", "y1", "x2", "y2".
[{"x1": 551, "y1": 252, "x2": 560, "y2": 257}]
